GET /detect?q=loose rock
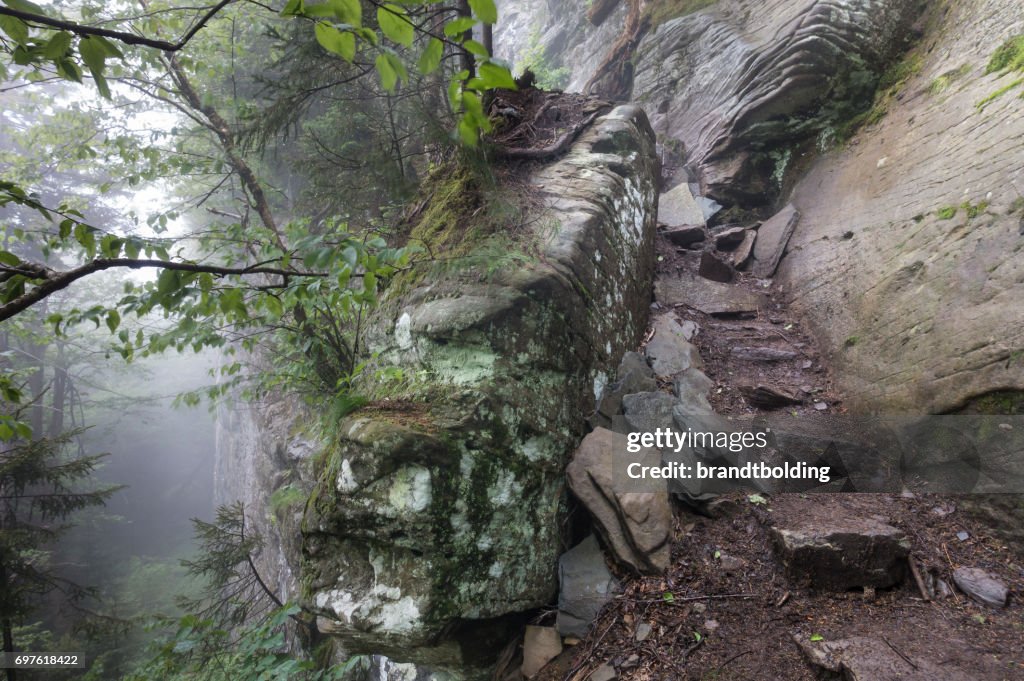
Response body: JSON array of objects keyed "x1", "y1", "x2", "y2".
[
  {"x1": 752, "y1": 203, "x2": 800, "y2": 278},
  {"x1": 731, "y1": 229, "x2": 756, "y2": 269},
  {"x1": 663, "y1": 224, "x2": 706, "y2": 248},
  {"x1": 740, "y1": 385, "x2": 802, "y2": 409},
  {"x1": 952, "y1": 567, "x2": 1008, "y2": 607},
  {"x1": 714, "y1": 226, "x2": 748, "y2": 250},
  {"x1": 698, "y1": 250, "x2": 735, "y2": 283},
  {"x1": 566, "y1": 428, "x2": 673, "y2": 574},
  {"x1": 658, "y1": 182, "x2": 706, "y2": 226},
  {"x1": 730, "y1": 346, "x2": 799, "y2": 362},
  {"x1": 644, "y1": 315, "x2": 703, "y2": 377},
  {"x1": 521, "y1": 626, "x2": 562, "y2": 678},
  {"x1": 557, "y1": 535, "x2": 621, "y2": 638}
]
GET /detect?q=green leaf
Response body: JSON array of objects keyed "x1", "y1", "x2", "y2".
[
  {"x1": 478, "y1": 61, "x2": 517, "y2": 90},
  {"x1": 105, "y1": 309, "x2": 120, "y2": 333},
  {"x1": 468, "y1": 0, "x2": 497, "y2": 24},
  {"x1": 331, "y1": 0, "x2": 361, "y2": 25},
  {"x1": 375, "y1": 53, "x2": 397, "y2": 91},
  {"x1": 443, "y1": 17, "x2": 476, "y2": 37},
  {"x1": 156, "y1": 269, "x2": 179, "y2": 295},
  {"x1": 457, "y1": 115, "x2": 477, "y2": 146},
  {"x1": 463, "y1": 39, "x2": 488, "y2": 57},
  {"x1": 418, "y1": 37, "x2": 443, "y2": 74},
  {"x1": 280, "y1": 0, "x2": 304, "y2": 16},
  {"x1": 2, "y1": 0, "x2": 46, "y2": 14},
  {"x1": 43, "y1": 31, "x2": 73, "y2": 59},
  {"x1": 78, "y1": 36, "x2": 107, "y2": 75},
  {"x1": 0, "y1": 251, "x2": 19, "y2": 267},
  {"x1": 0, "y1": 16, "x2": 28, "y2": 46},
  {"x1": 377, "y1": 5, "x2": 413, "y2": 47},
  {"x1": 662, "y1": 591, "x2": 675, "y2": 603},
  {"x1": 314, "y1": 22, "x2": 356, "y2": 62},
  {"x1": 810, "y1": 634, "x2": 824, "y2": 642}
]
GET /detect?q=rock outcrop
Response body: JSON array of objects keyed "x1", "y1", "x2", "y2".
[
  {"x1": 778, "y1": 1, "x2": 1024, "y2": 411},
  {"x1": 300, "y1": 105, "x2": 659, "y2": 678}
]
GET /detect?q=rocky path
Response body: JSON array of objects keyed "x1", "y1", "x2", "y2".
[{"x1": 510, "y1": 180, "x2": 1024, "y2": 680}]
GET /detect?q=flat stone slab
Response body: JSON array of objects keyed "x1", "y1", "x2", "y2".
[
  {"x1": 795, "y1": 635, "x2": 976, "y2": 681},
  {"x1": 658, "y1": 182, "x2": 705, "y2": 227},
  {"x1": 752, "y1": 203, "x2": 800, "y2": 278},
  {"x1": 644, "y1": 314, "x2": 703, "y2": 377},
  {"x1": 663, "y1": 224, "x2": 706, "y2": 248},
  {"x1": 521, "y1": 626, "x2": 562, "y2": 678},
  {"x1": 655, "y1": 271, "x2": 768, "y2": 315},
  {"x1": 732, "y1": 229, "x2": 756, "y2": 269},
  {"x1": 953, "y1": 567, "x2": 1008, "y2": 607},
  {"x1": 770, "y1": 500, "x2": 910, "y2": 590},
  {"x1": 556, "y1": 534, "x2": 620, "y2": 638}
]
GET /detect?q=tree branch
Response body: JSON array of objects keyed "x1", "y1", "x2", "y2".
[
  {"x1": 0, "y1": 258, "x2": 327, "y2": 323},
  {"x1": 0, "y1": 0, "x2": 236, "y2": 52}
]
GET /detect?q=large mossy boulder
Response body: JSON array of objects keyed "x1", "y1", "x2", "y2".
[{"x1": 301, "y1": 105, "x2": 658, "y2": 678}]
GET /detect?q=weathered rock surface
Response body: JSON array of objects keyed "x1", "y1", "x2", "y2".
[
  {"x1": 566, "y1": 428, "x2": 672, "y2": 575},
  {"x1": 731, "y1": 229, "x2": 756, "y2": 269},
  {"x1": 698, "y1": 250, "x2": 734, "y2": 283},
  {"x1": 302, "y1": 106, "x2": 659, "y2": 677},
  {"x1": 622, "y1": 391, "x2": 677, "y2": 433},
  {"x1": 644, "y1": 314, "x2": 703, "y2": 377},
  {"x1": 595, "y1": 351, "x2": 658, "y2": 426},
  {"x1": 661, "y1": 224, "x2": 705, "y2": 248},
  {"x1": 521, "y1": 626, "x2": 562, "y2": 678},
  {"x1": 771, "y1": 501, "x2": 910, "y2": 590},
  {"x1": 632, "y1": 1, "x2": 921, "y2": 202},
  {"x1": 778, "y1": 1, "x2": 1024, "y2": 411},
  {"x1": 953, "y1": 567, "x2": 1009, "y2": 608},
  {"x1": 655, "y1": 270, "x2": 768, "y2": 315},
  {"x1": 658, "y1": 182, "x2": 706, "y2": 227},
  {"x1": 751, "y1": 204, "x2": 799, "y2": 278},
  {"x1": 796, "y1": 635, "x2": 976, "y2": 681},
  {"x1": 556, "y1": 534, "x2": 620, "y2": 638}
]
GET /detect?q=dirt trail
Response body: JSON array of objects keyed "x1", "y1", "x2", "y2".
[{"x1": 538, "y1": 184, "x2": 1024, "y2": 680}]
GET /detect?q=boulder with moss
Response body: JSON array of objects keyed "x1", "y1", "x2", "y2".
[{"x1": 300, "y1": 105, "x2": 659, "y2": 678}]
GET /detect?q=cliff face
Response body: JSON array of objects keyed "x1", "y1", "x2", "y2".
[
  {"x1": 499, "y1": 0, "x2": 1024, "y2": 412},
  {"x1": 778, "y1": 1, "x2": 1024, "y2": 412}
]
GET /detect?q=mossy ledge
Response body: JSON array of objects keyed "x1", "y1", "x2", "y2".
[{"x1": 299, "y1": 105, "x2": 659, "y2": 679}]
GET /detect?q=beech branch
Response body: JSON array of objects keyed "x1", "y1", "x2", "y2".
[
  {"x1": 0, "y1": 0, "x2": 235, "y2": 52},
  {"x1": 0, "y1": 258, "x2": 326, "y2": 323}
]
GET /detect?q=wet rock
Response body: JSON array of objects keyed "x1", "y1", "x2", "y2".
[
  {"x1": 658, "y1": 182, "x2": 706, "y2": 226},
  {"x1": 795, "y1": 635, "x2": 975, "y2": 681},
  {"x1": 556, "y1": 535, "x2": 620, "y2": 638},
  {"x1": 714, "y1": 226, "x2": 748, "y2": 250},
  {"x1": 740, "y1": 385, "x2": 802, "y2": 409},
  {"x1": 566, "y1": 428, "x2": 672, "y2": 574},
  {"x1": 521, "y1": 626, "x2": 562, "y2": 678},
  {"x1": 696, "y1": 195, "x2": 722, "y2": 221},
  {"x1": 730, "y1": 347, "x2": 799, "y2": 362},
  {"x1": 751, "y1": 204, "x2": 800, "y2": 278},
  {"x1": 644, "y1": 315, "x2": 703, "y2": 377},
  {"x1": 656, "y1": 271, "x2": 768, "y2": 315},
  {"x1": 718, "y1": 553, "x2": 747, "y2": 573},
  {"x1": 772, "y1": 510, "x2": 910, "y2": 590},
  {"x1": 698, "y1": 250, "x2": 734, "y2": 283},
  {"x1": 731, "y1": 230, "x2": 756, "y2": 269},
  {"x1": 635, "y1": 622, "x2": 652, "y2": 641},
  {"x1": 953, "y1": 567, "x2": 1008, "y2": 607},
  {"x1": 663, "y1": 224, "x2": 706, "y2": 248}
]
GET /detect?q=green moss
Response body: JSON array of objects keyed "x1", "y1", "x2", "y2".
[
  {"x1": 958, "y1": 389, "x2": 1024, "y2": 415},
  {"x1": 643, "y1": 0, "x2": 716, "y2": 28},
  {"x1": 927, "y1": 64, "x2": 971, "y2": 96},
  {"x1": 977, "y1": 35, "x2": 1024, "y2": 109},
  {"x1": 833, "y1": 53, "x2": 923, "y2": 143},
  {"x1": 986, "y1": 35, "x2": 1024, "y2": 75},
  {"x1": 936, "y1": 206, "x2": 958, "y2": 220},
  {"x1": 844, "y1": 336, "x2": 860, "y2": 348},
  {"x1": 960, "y1": 200, "x2": 989, "y2": 220},
  {"x1": 1011, "y1": 197, "x2": 1024, "y2": 214}
]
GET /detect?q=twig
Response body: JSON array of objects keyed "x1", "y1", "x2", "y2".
[
  {"x1": 881, "y1": 636, "x2": 919, "y2": 670},
  {"x1": 683, "y1": 636, "x2": 704, "y2": 658},
  {"x1": 775, "y1": 591, "x2": 791, "y2": 607},
  {"x1": 716, "y1": 649, "x2": 754, "y2": 673},
  {"x1": 908, "y1": 554, "x2": 931, "y2": 602}
]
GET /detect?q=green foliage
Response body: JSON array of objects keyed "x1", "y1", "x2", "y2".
[
  {"x1": 927, "y1": 64, "x2": 971, "y2": 96},
  {"x1": 125, "y1": 605, "x2": 356, "y2": 681},
  {"x1": 831, "y1": 53, "x2": 922, "y2": 143},
  {"x1": 937, "y1": 206, "x2": 958, "y2": 220},
  {"x1": 977, "y1": 35, "x2": 1024, "y2": 109},
  {"x1": 518, "y1": 28, "x2": 570, "y2": 90}
]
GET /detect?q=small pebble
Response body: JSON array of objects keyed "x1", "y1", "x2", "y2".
[
  {"x1": 814, "y1": 401, "x2": 828, "y2": 411},
  {"x1": 956, "y1": 531, "x2": 970, "y2": 542}
]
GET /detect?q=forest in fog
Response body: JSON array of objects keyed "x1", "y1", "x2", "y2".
[{"x1": 1, "y1": 0, "x2": 512, "y2": 677}]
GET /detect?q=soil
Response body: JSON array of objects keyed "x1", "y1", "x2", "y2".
[
  {"x1": 531, "y1": 205, "x2": 1024, "y2": 680},
  {"x1": 544, "y1": 491, "x2": 1024, "y2": 681}
]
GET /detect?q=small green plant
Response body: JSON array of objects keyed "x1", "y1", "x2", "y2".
[
  {"x1": 518, "y1": 26, "x2": 571, "y2": 90},
  {"x1": 977, "y1": 35, "x2": 1024, "y2": 109},
  {"x1": 662, "y1": 592, "x2": 675, "y2": 603},
  {"x1": 927, "y1": 64, "x2": 971, "y2": 96},
  {"x1": 961, "y1": 200, "x2": 989, "y2": 220},
  {"x1": 810, "y1": 633, "x2": 825, "y2": 642},
  {"x1": 936, "y1": 206, "x2": 958, "y2": 220},
  {"x1": 844, "y1": 336, "x2": 860, "y2": 348},
  {"x1": 269, "y1": 484, "x2": 307, "y2": 514},
  {"x1": 747, "y1": 493, "x2": 768, "y2": 505}
]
